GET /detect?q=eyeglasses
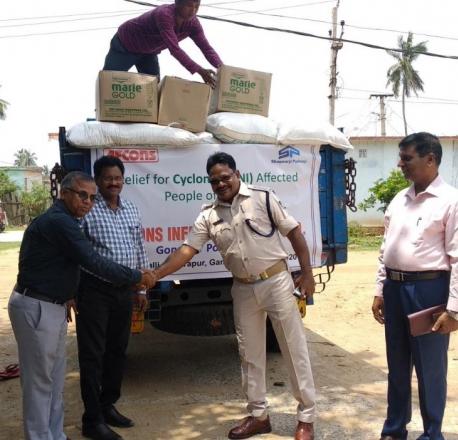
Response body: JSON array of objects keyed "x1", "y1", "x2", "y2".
[
  {"x1": 66, "y1": 187, "x2": 97, "y2": 202},
  {"x1": 209, "y1": 172, "x2": 235, "y2": 186}
]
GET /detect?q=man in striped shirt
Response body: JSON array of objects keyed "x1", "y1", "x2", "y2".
[
  {"x1": 103, "y1": 0, "x2": 223, "y2": 86},
  {"x1": 77, "y1": 156, "x2": 149, "y2": 440}
]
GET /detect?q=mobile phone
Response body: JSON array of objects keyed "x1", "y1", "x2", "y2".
[{"x1": 293, "y1": 288, "x2": 314, "y2": 305}]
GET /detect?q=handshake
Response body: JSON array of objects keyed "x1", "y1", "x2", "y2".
[{"x1": 135, "y1": 269, "x2": 159, "y2": 290}]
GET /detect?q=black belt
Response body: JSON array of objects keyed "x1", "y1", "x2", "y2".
[
  {"x1": 14, "y1": 284, "x2": 65, "y2": 305},
  {"x1": 386, "y1": 269, "x2": 448, "y2": 282}
]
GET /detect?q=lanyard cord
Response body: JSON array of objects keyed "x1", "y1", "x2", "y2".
[{"x1": 245, "y1": 190, "x2": 276, "y2": 238}]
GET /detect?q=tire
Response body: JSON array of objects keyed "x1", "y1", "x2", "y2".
[{"x1": 151, "y1": 302, "x2": 235, "y2": 336}]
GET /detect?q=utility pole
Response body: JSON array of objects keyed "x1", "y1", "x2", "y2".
[
  {"x1": 328, "y1": 1, "x2": 344, "y2": 125},
  {"x1": 370, "y1": 94, "x2": 394, "y2": 136}
]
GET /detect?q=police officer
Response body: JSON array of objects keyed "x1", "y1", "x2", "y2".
[{"x1": 151, "y1": 152, "x2": 316, "y2": 440}]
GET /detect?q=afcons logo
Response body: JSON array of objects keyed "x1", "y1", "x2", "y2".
[
  {"x1": 278, "y1": 146, "x2": 300, "y2": 160},
  {"x1": 104, "y1": 148, "x2": 159, "y2": 163}
]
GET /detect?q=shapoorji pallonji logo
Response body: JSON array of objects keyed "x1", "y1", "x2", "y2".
[
  {"x1": 278, "y1": 146, "x2": 300, "y2": 159},
  {"x1": 111, "y1": 76, "x2": 142, "y2": 99},
  {"x1": 272, "y1": 146, "x2": 307, "y2": 164},
  {"x1": 104, "y1": 149, "x2": 159, "y2": 163},
  {"x1": 229, "y1": 73, "x2": 256, "y2": 94}
]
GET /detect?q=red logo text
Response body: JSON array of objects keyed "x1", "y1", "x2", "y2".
[{"x1": 104, "y1": 149, "x2": 159, "y2": 163}]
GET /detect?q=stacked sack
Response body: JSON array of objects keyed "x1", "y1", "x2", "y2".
[{"x1": 73, "y1": 65, "x2": 352, "y2": 150}]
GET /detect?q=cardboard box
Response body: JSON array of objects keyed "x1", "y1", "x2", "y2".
[
  {"x1": 211, "y1": 65, "x2": 272, "y2": 117},
  {"x1": 96, "y1": 71, "x2": 158, "y2": 123},
  {"x1": 158, "y1": 76, "x2": 211, "y2": 133}
]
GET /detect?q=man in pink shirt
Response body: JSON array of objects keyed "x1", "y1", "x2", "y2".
[
  {"x1": 372, "y1": 132, "x2": 458, "y2": 440},
  {"x1": 103, "y1": 0, "x2": 223, "y2": 86}
]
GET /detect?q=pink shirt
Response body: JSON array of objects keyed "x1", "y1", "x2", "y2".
[
  {"x1": 375, "y1": 175, "x2": 458, "y2": 311},
  {"x1": 117, "y1": 4, "x2": 222, "y2": 74}
]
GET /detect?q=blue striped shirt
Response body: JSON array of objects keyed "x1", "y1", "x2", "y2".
[{"x1": 81, "y1": 194, "x2": 149, "y2": 282}]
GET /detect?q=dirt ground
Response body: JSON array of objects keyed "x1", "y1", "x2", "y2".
[{"x1": 0, "y1": 247, "x2": 457, "y2": 440}]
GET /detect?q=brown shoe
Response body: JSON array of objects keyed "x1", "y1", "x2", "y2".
[
  {"x1": 228, "y1": 416, "x2": 272, "y2": 439},
  {"x1": 295, "y1": 421, "x2": 314, "y2": 440}
]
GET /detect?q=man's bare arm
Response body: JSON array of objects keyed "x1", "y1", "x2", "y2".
[
  {"x1": 287, "y1": 226, "x2": 315, "y2": 297},
  {"x1": 154, "y1": 245, "x2": 198, "y2": 281}
]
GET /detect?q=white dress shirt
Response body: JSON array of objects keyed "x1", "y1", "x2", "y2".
[{"x1": 375, "y1": 175, "x2": 458, "y2": 312}]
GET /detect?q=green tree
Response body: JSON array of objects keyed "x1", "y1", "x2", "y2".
[
  {"x1": 14, "y1": 148, "x2": 38, "y2": 167},
  {"x1": 42, "y1": 164, "x2": 50, "y2": 176},
  {"x1": 21, "y1": 183, "x2": 51, "y2": 219},
  {"x1": 386, "y1": 32, "x2": 428, "y2": 135},
  {"x1": 0, "y1": 85, "x2": 9, "y2": 120},
  {"x1": 359, "y1": 170, "x2": 410, "y2": 213},
  {"x1": 0, "y1": 170, "x2": 18, "y2": 199}
]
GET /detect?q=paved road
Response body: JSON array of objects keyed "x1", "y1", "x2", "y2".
[{"x1": 0, "y1": 231, "x2": 23, "y2": 243}]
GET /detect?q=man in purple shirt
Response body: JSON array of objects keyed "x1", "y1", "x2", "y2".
[{"x1": 103, "y1": 0, "x2": 223, "y2": 86}]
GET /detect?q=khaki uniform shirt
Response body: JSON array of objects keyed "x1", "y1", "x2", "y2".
[{"x1": 184, "y1": 182, "x2": 299, "y2": 278}]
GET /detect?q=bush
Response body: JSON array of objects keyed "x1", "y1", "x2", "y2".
[
  {"x1": 21, "y1": 184, "x2": 51, "y2": 219},
  {"x1": 348, "y1": 221, "x2": 383, "y2": 250},
  {"x1": 0, "y1": 171, "x2": 17, "y2": 199},
  {"x1": 359, "y1": 170, "x2": 409, "y2": 213}
]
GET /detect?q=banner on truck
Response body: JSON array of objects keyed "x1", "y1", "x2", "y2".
[{"x1": 92, "y1": 144, "x2": 322, "y2": 280}]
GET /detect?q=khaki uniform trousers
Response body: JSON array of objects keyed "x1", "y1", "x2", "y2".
[{"x1": 231, "y1": 270, "x2": 316, "y2": 423}]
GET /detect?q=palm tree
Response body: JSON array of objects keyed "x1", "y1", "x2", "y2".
[
  {"x1": 14, "y1": 148, "x2": 38, "y2": 167},
  {"x1": 386, "y1": 32, "x2": 427, "y2": 135},
  {"x1": 0, "y1": 85, "x2": 9, "y2": 120}
]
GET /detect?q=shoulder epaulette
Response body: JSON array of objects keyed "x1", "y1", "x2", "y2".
[
  {"x1": 200, "y1": 203, "x2": 214, "y2": 211},
  {"x1": 248, "y1": 184, "x2": 271, "y2": 192}
]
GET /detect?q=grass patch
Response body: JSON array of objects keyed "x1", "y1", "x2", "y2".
[
  {"x1": 5, "y1": 225, "x2": 26, "y2": 232},
  {"x1": 348, "y1": 222, "x2": 383, "y2": 251},
  {"x1": 0, "y1": 242, "x2": 21, "y2": 253}
]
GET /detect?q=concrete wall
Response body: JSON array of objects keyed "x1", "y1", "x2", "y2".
[
  {"x1": 0, "y1": 167, "x2": 43, "y2": 192},
  {"x1": 346, "y1": 137, "x2": 458, "y2": 226}
]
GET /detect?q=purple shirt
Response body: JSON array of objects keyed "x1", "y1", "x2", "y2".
[{"x1": 117, "y1": 4, "x2": 222, "y2": 74}]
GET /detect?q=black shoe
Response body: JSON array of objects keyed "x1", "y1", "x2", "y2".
[
  {"x1": 82, "y1": 423, "x2": 123, "y2": 440},
  {"x1": 102, "y1": 405, "x2": 134, "y2": 428}
]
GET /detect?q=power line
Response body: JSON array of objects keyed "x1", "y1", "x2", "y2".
[
  {"x1": 2, "y1": 0, "x2": 458, "y2": 61},
  {"x1": 2, "y1": 1, "x2": 457, "y2": 43},
  {"x1": 342, "y1": 22, "x2": 458, "y2": 42},
  {"x1": 387, "y1": 99, "x2": 458, "y2": 106},
  {"x1": 218, "y1": 0, "x2": 337, "y2": 16},
  {"x1": 0, "y1": 26, "x2": 117, "y2": 39},
  {"x1": 339, "y1": 95, "x2": 458, "y2": 105},
  {"x1": 123, "y1": 0, "x2": 458, "y2": 60},
  {"x1": 0, "y1": 11, "x2": 146, "y2": 29},
  {"x1": 0, "y1": 9, "x2": 146, "y2": 22},
  {"x1": 199, "y1": 1, "x2": 458, "y2": 41},
  {"x1": 341, "y1": 88, "x2": 458, "y2": 103}
]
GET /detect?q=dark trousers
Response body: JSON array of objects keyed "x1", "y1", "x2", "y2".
[
  {"x1": 381, "y1": 276, "x2": 450, "y2": 440},
  {"x1": 103, "y1": 33, "x2": 160, "y2": 77},
  {"x1": 76, "y1": 277, "x2": 133, "y2": 426}
]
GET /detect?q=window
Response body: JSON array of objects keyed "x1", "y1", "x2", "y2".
[{"x1": 358, "y1": 149, "x2": 367, "y2": 158}]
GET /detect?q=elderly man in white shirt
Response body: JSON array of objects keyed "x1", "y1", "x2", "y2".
[{"x1": 372, "y1": 132, "x2": 458, "y2": 440}]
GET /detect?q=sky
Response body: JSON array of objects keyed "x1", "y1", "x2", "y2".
[{"x1": 1, "y1": 0, "x2": 457, "y2": 168}]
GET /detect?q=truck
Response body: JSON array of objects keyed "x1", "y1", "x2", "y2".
[{"x1": 54, "y1": 122, "x2": 355, "y2": 349}]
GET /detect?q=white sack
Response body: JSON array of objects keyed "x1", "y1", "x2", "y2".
[
  {"x1": 278, "y1": 121, "x2": 353, "y2": 151},
  {"x1": 66, "y1": 121, "x2": 218, "y2": 148},
  {"x1": 206, "y1": 112, "x2": 278, "y2": 144}
]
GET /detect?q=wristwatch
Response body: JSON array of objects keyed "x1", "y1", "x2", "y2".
[{"x1": 446, "y1": 310, "x2": 458, "y2": 321}]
